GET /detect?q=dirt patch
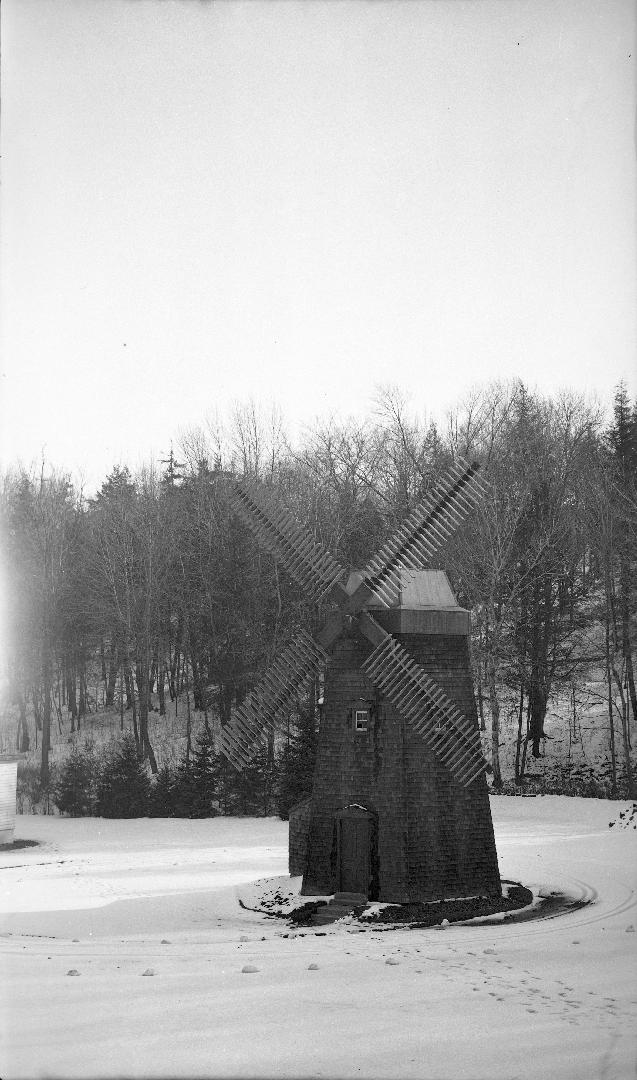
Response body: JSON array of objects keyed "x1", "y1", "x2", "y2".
[
  {"x1": 0, "y1": 839, "x2": 40, "y2": 853},
  {"x1": 358, "y1": 884, "x2": 533, "y2": 928},
  {"x1": 608, "y1": 803, "x2": 637, "y2": 830}
]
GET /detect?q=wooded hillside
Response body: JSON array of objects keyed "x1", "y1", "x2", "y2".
[{"x1": 1, "y1": 381, "x2": 635, "y2": 801}]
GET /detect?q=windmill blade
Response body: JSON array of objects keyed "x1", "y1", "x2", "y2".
[
  {"x1": 233, "y1": 481, "x2": 348, "y2": 603},
  {"x1": 362, "y1": 635, "x2": 487, "y2": 787},
  {"x1": 220, "y1": 629, "x2": 328, "y2": 769},
  {"x1": 361, "y1": 458, "x2": 489, "y2": 608}
]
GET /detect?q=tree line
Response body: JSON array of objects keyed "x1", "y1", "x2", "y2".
[{"x1": 1, "y1": 381, "x2": 635, "y2": 800}]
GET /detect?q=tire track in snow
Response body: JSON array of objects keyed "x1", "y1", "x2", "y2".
[{"x1": 493, "y1": 874, "x2": 635, "y2": 940}]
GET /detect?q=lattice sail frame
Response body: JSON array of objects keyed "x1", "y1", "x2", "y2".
[
  {"x1": 220, "y1": 631, "x2": 328, "y2": 769},
  {"x1": 221, "y1": 458, "x2": 490, "y2": 787},
  {"x1": 361, "y1": 635, "x2": 486, "y2": 787},
  {"x1": 233, "y1": 482, "x2": 346, "y2": 602},
  {"x1": 361, "y1": 459, "x2": 489, "y2": 607}
]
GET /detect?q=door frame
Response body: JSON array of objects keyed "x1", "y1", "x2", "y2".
[{"x1": 335, "y1": 805, "x2": 377, "y2": 897}]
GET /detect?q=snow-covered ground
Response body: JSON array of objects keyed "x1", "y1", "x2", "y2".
[{"x1": 1, "y1": 798, "x2": 636, "y2": 1080}]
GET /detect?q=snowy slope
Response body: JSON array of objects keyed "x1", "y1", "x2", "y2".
[{"x1": 1, "y1": 798, "x2": 636, "y2": 1080}]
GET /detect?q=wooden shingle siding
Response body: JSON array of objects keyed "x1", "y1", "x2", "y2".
[
  {"x1": 301, "y1": 627, "x2": 500, "y2": 902},
  {"x1": 288, "y1": 797, "x2": 312, "y2": 877}
]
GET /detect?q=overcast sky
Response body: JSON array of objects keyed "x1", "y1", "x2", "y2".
[{"x1": 1, "y1": 0, "x2": 635, "y2": 492}]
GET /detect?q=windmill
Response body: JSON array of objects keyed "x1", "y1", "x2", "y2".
[{"x1": 220, "y1": 458, "x2": 501, "y2": 904}]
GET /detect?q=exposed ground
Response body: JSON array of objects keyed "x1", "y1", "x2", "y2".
[{"x1": 1, "y1": 797, "x2": 636, "y2": 1080}]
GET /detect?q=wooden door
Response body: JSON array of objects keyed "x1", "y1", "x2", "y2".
[{"x1": 338, "y1": 814, "x2": 370, "y2": 895}]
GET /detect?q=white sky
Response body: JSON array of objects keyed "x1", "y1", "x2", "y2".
[{"x1": 1, "y1": 0, "x2": 635, "y2": 492}]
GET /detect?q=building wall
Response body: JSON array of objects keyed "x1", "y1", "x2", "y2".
[
  {"x1": 399, "y1": 634, "x2": 501, "y2": 900},
  {"x1": 288, "y1": 796, "x2": 311, "y2": 877},
  {"x1": 0, "y1": 761, "x2": 18, "y2": 847},
  {"x1": 301, "y1": 626, "x2": 501, "y2": 902}
]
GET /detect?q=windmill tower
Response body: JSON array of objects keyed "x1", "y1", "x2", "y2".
[{"x1": 220, "y1": 459, "x2": 501, "y2": 904}]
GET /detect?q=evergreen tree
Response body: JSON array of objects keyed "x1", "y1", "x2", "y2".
[
  {"x1": 231, "y1": 741, "x2": 277, "y2": 817},
  {"x1": 149, "y1": 764, "x2": 176, "y2": 817},
  {"x1": 173, "y1": 720, "x2": 218, "y2": 817},
  {"x1": 276, "y1": 704, "x2": 318, "y2": 819},
  {"x1": 54, "y1": 741, "x2": 98, "y2": 817},
  {"x1": 188, "y1": 720, "x2": 218, "y2": 817},
  {"x1": 95, "y1": 734, "x2": 151, "y2": 817}
]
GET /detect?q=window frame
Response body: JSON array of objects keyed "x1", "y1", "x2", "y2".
[{"x1": 354, "y1": 709, "x2": 369, "y2": 732}]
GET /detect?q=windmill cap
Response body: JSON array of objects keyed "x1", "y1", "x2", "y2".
[{"x1": 348, "y1": 568, "x2": 462, "y2": 610}]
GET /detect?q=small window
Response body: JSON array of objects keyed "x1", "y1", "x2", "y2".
[{"x1": 355, "y1": 710, "x2": 368, "y2": 732}]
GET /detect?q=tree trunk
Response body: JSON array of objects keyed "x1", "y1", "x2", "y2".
[
  {"x1": 106, "y1": 643, "x2": 118, "y2": 708},
  {"x1": 528, "y1": 685, "x2": 548, "y2": 759},
  {"x1": 40, "y1": 650, "x2": 52, "y2": 788},
  {"x1": 220, "y1": 683, "x2": 233, "y2": 726},
  {"x1": 136, "y1": 654, "x2": 158, "y2": 773},
  {"x1": 605, "y1": 612, "x2": 618, "y2": 797},
  {"x1": 486, "y1": 654, "x2": 502, "y2": 789},
  {"x1": 184, "y1": 653, "x2": 192, "y2": 768},
  {"x1": 78, "y1": 651, "x2": 87, "y2": 721},
  {"x1": 32, "y1": 688, "x2": 42, "y2": 731},
  {"x1": 168, "y1": 647, "x2": 177, "y2": 701},
  {"x1": 620, "y1": 556, "x2": 636, "y2": 742},
  {"x1": 124, "y1": 668, "x2": 134, "y2": 711},
  {"x1": 157, "y1": 656, "x2": 166, "y2": 716},
  {"x1": 514, "y1": 685, "x2": 525, "y2": 784},
  {"x1": 126, "y1": 659, "x2": 140, "y2": 751},
  {"x1": 475, "y1": 631, "x2": 486, "y2": 732},
  {"x1": 16, "y1": 692, "x2": 30, "y2": 752},
  {"x1": 67, "y1": 658, "x2": 78, "y2": 731},
  {"x1": 619, "y1": 698, "x2": 635, "y2": 798}
]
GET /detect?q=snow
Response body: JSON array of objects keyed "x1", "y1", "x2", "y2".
[{"x1": 1, "y1": 798, "x2": 636, "y2": 1080}]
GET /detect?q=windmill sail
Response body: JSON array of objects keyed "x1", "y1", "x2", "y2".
[
  {"x1": 233, "y1": 482, "x2": 347, "y2": 602},
  {"x1": 362, "y1": 635, "x2": 487, "y2": 787},
  {"x1": 220, "y1": 630, "x2": 328, "y2": 768},
  {"x1": 224, "y1": 464, "x2": 490, "y2": 783},
  {"x1": 361, "y1": 458, "x2": 489, "y2": 608}
]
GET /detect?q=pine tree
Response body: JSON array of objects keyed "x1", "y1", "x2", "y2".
[
  {"x1": 276, "y1": 705, "x2": 318, "y2": 820},
  {"x1": 54, "y1": 742, "x2": 98, "y2": 817},
  {"x1": 149, "y1": 764, "x2": 176, "y2": 817},
  {"x1": 232, "y1": 742, "x2": 278, "y2": 817},
  {"x1": 173, "y1": 720, "x2": 218, "y2": 817},
  {"x1": 189, "y1": 720, "x2": 218, "y2": 817},
  {"x1": 95, "y1": 734, "x2": 151, "y2": 817}
]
